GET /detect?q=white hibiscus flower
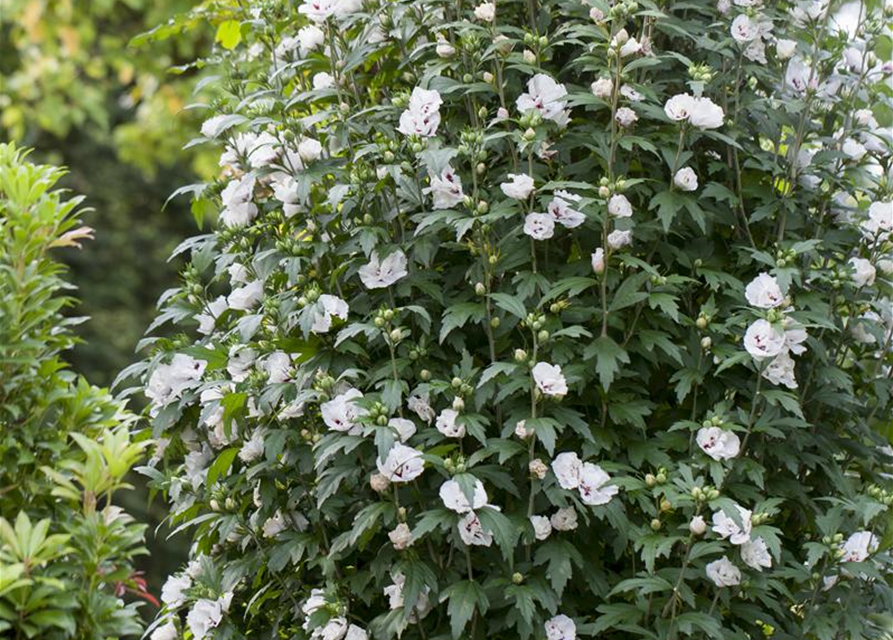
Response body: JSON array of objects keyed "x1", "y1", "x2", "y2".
[{"x1": 359, "y1": 250, "x2": 409, "y2": 289}]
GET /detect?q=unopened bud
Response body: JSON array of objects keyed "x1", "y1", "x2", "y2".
[
  {"x1": 689, "y1": 515, "x2": 707, "y2": 535},
  {"x1": 529, "y1": 458, "x2": 548, "y2": 479},
  {"x1": 370, "y1": 473, "x2": 391, "y2": 493}
]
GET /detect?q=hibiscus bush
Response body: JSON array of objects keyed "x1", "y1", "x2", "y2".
[
  {"x1": 0, "y1": 143, "x2": 152, "y2": 639},
  {"x1": 131, "y1": 0, "x2": 893, "y2": 639}
]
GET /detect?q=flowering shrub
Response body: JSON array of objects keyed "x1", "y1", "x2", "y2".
[
  {"x1": 0, "y1": 143, "x2": 151, "y2": 638},
  {"x1": 133, "y1": 1, "x2": 893, "y2": 638}
]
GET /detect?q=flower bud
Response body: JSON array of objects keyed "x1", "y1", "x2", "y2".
[
  {"x1": 700, "y1": 336, "x2": 712, "y2": 350},
  {"x1": 529, "y1": 458, "x2": 548, "y2": 479},
  {"x1": 689, "y1": 515, "x2": 707, "y2": 535},
  {"x1": 512, "y1": 572, "x2": 524, "y2": 584},
  {"x1": 523, "y1": 49, "x2": 536, "y2": 64},
  {"x1": 650, "y1": 518, "x2": 662, "y2": 531},
  {"x1": 645, "y1": 473, "x2": 656, "y2": 487},
  {"x1": 389, "y1": 523, "x2": 413, "y2": 550},
  {"x1": 370, "y1": 473, "x2": 390, "y2": 493},
  {"x1": 475, "y1": 282, "x2": 487, "y2": 296},
  {"x1": 452, "y1": 396, "x2": 465, "y2": 411},
  {"x1": 696, "y1": 317, "x2": 708, "y2": 330},
  {"x1": 514, "y1": 349, "x2": 528, "y2": 363},
  {"x1": 420, "y1": 369, "x2": 431, "y2": 381}
]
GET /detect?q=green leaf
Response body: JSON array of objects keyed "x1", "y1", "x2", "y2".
[
  {"x1": 441, "y1": 580, "x2": 489, "y2": 639},
  {"x1": 583, "y1": 336, "x2": 630, "y2": 390},
  {"x1": 489, "y1": 292, "x2": 526, "y2": 319},
  {"x1": 762, "y1": 389, "x2": 804, "y2": 419},
  {"x1": 541, "y1": 276, "x2": 598, "y2": 304},
  {"x1": 206, "y1": 447, "x2": 238, "y2": 488},
  {"x1": 215, "y1": 20, "x2": 243, "y2": 50},
  {"x1": 608, "y1": 273, "x2": 649, "y2": 313},
  {"x1": 505, "y1": 584, "x2": 536, "y2": 626},
  {"x1": 400, "y1": 558, "x2": 438, "y2": 618},
  {"x1": 476, "y1": 507, "x2": 520, "y2": 563},
  {"x1": 608, "y1": 574, "x2": 673, "y2": 597},
  {"x1": 648, "y1": 292, "x2": 679, "y2": 322},
  {"x1": 440, "y1": 302, "x2": 485, "y2": 343},
  {"x1": 411, "y1": 509, "x2": 454, "y2": 541},
  {"x1": 650, "y1": 190, "x2": 682, "y2": 231},
  {"x1": 534, "y1": 538, "x2": 583, "y2": 597},
  {"x1": 715, "y1": 350, "x2": 750, "y2": 374},
  {"x1": 526, "y1": 417, "x2": 561, "y2": 456},
  {"x1": 348, "y1": 503, "x2": 394, "y2": 547},
  {"x1": 478, "y1": 361, "x2": 519, "y2": 387},
  {"x1": 675, "y1": 612, "x2": 723, "y2": 638}
]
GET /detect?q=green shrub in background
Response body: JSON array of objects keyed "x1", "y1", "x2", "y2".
[
  {"x1": 0, "y1": 0, "x2": 218, "y2": 388},
  {"x1": 134, "y1": 0, "x2": 893, "y2": 639},
  {"x1": 0, "y1": 143, "x2": 151, "y2": 639}
]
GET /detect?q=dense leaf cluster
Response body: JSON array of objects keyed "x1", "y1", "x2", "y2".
[
  {"x1": 0, "y1": 143, "x2": 151, "y2": 639},
  {"x1": 135, "y1": 1, "x2": 893, "y2": 639}
]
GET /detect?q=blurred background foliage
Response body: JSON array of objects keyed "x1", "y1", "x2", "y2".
[
  {"x1": 0, "y1": 0, "x2": 219, "y2": 384},
  {"x1": 0, "y1": 0, "x2": 220, "y2": 605}
]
